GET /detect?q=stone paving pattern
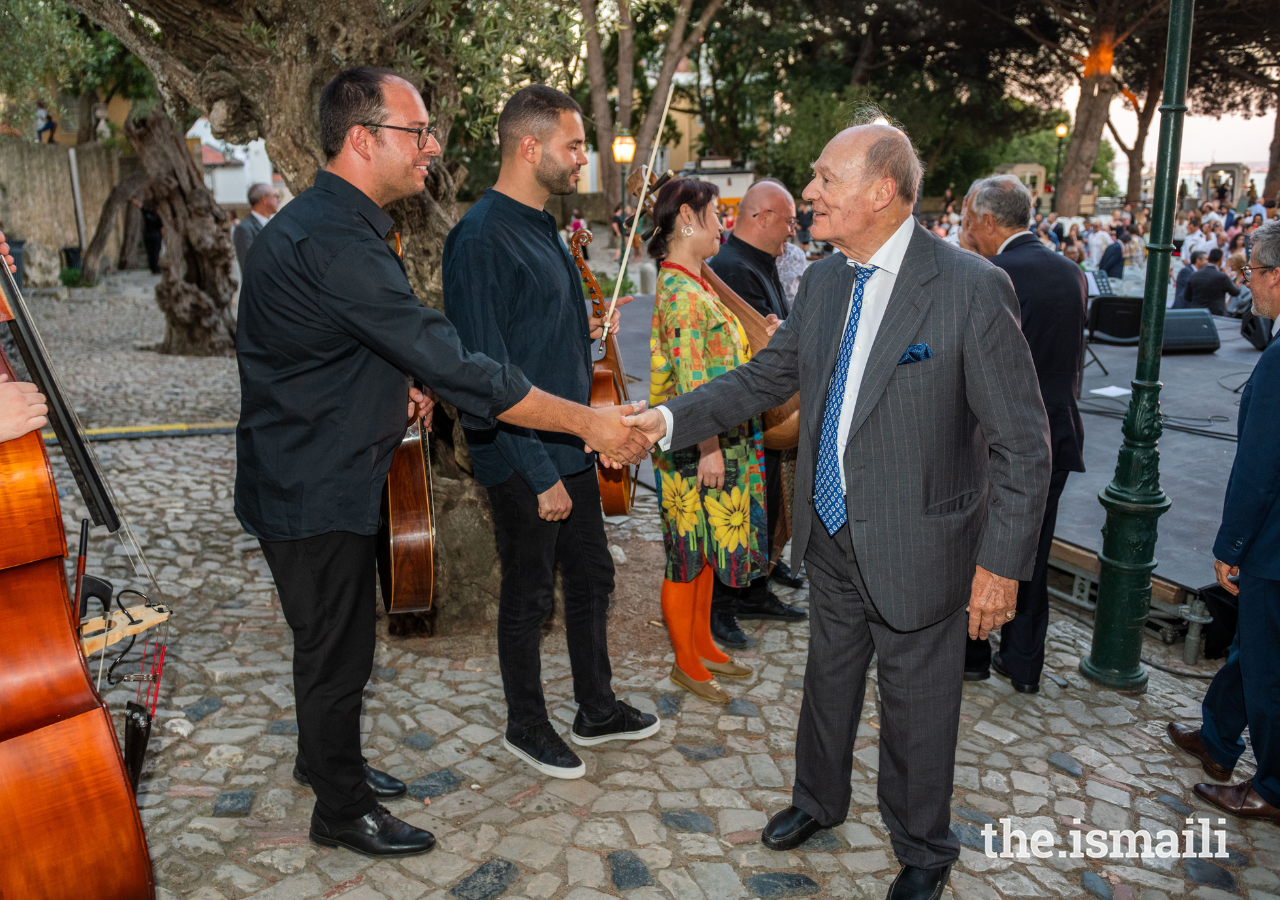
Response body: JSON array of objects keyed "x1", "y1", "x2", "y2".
[{"x1": 28, "y1": 277, "x2": 1280, "y2": 900}]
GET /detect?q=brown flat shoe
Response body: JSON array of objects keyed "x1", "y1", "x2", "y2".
[
  {"x1": 670, "y1": 666, "x2": 731, "y2": 704},
  {"x1": 703, "y1": 657, "x2": 753, "y2": 678},
  {"x1": 1194, "y1": 781, "x2": 1280, "y2": 824},
  {"x1": 1167, "y1": 723, "x2": 1234, "y2": 781}
]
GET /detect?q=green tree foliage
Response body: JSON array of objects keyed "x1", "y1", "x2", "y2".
[{"x1": 0, "y1": 0, "x2": 88, "y2": 120}]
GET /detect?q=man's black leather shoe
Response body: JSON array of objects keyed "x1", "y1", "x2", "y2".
[
  {"x1": 770, "y1": 560, "x2": 804, "y2": 589},
  {"x1": 736, "y1": 581, "x2": 807, "y2": 622},
  {"x1": 294, "y1": 762, "x2": 407, "y2": 800},
  {"x1": 310, "y1": 803, "x2": 435, "y2": 858},
  {"x1": 711, "y1": 610, "x2": 752, "y2": 648},
  {"x1": 992, "y1": 652, "x2": 1039, "y2": 694},
  {"x1": 761, "y1": 805, "x2": 825, "y2": 850},
  {"x1": 963, "y1": 667, "x2": 990, "y2": 682},
  {"x1": 886, "y1": 864, "x2": 952, "y2": 900}
]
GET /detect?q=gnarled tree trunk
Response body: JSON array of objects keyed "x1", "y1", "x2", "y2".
[
  {"x1": 1058, "y1": 71, "x2": 1118, "y2": 216},
  {"x1": 125, "y1": 110, "x2": 236, "y2": 355},
  {"x1": 82, "y1": 168, "x2": 148, "y2": 281}
]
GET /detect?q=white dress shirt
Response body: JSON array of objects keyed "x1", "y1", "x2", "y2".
[
  {"x1": 656, "y1": 215, "x2": 916, "y2": 497},
  {"x1": 251, "y1": 210, "x2": 272, "y2": 228}
]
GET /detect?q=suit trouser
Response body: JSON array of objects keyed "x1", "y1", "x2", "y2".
[
  {"x1": 1199, "y1": 572, "x2": 1280, "y2": 807},
  {"x1": 795, "y1": 516, "x2": 964, "y2": 869},
  {"x1": 259, "y1": 530, "x2": 377, "y2": 821},
  {"x1": 965, "y1": 468, "x2": 1070, "y2": 684},
  {"x1": 486, "y1": 468, "x2": 618, "y2": 734}
]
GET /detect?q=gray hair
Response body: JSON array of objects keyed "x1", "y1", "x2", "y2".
[
  {"x1": 847, "y1": 104, "x2": 923, "y2": 205},
  {"x1": 967, "y1": 175, "x2": 1032, "y2": 230},
  {"x1": 1250, "y1": 218, "x2": 1280, "y2": 267},
  {"x1": 247, "y1": 182, "x2": 273, "y2": 206}
]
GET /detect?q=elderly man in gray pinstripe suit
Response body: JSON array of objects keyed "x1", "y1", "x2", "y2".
[{"x1": 627, "y1": 121, "x2": 1050, "y2": 900}]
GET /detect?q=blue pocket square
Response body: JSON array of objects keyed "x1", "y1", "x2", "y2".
[{"x1": 898, "y1": 343, "x2": 932, "y2": 365}]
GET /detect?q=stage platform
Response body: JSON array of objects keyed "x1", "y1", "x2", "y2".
[{"x1": 613, "y1": 296, "x2": 1261, "y2": 598}]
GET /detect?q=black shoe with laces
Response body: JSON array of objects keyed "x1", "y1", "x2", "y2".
[
  {"x1": 736, "y1": 580, "x2": 807, "y2": 622},
  {"x1": 294, "y1": 762, "x2": 407, "y2": 799},
  {"x1": 770, "y1": 560, "x2": 805, "y2": 589},
  {"x1": 503, "y1": 720, "x2": 585, "y2": 779},
  {"x1": 309, "y1": 803, "x2": 435, "y2": 858},
  {"x1": 711, "y1": 610, "x2": 752, "y2": 648},
  {"x1": 571, "y1": 700, "x2": 661, "y2": 747}
]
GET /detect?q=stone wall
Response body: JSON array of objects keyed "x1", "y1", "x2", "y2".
[{"x1": 0, "y1": 137, "x2": 122, "y2": 287}]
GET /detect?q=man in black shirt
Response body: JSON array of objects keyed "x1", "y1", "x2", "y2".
[
  {"x1": 236, "y1": 68, "x2": 650, "y2": 859},
  {"x1": 706, "y1": 179, "x2": 807, "y2": 645},
  {"x1": 1185, "y1": 248, "x2": 1242, "y2": 316},
  {"x1": 445, "y1": 86, "x2": 659, "y2": 781}
]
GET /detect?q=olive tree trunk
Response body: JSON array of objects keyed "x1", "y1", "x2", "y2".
[
  {"x1": 125, "y1": 110, "x2": 236, "y2": 355},
  {"x1": 82, "y1": 168, "x2": 148, "y2": 282},
  {"x1": 1057, "y1": 72, "x2": 1118, "y2": 216}
]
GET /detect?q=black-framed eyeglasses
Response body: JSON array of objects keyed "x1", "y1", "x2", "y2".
[
  {"x1": 753, "y1": 210, "x2": 798, "y2": 229},
  {"x1": 362, "y1": 123, "x2": 437, "y2": 149},
  {"x1": 1241, "y1": 265, "x2": 1275, "y2": 283}
]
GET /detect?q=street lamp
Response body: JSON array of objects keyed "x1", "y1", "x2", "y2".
[
  {"x1": 612, "y1": 131, "x2": 636, "y2": 217},
  {"x1": 1052, "y1": 122, "x2": 1068, "y2": 213}
]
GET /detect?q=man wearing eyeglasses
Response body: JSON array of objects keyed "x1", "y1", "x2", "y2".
[
  {"x1": 1169, "y1": 218, "x2": 1280, "y2": 825},
  {"x1": 232, "y1": 182, "x2": 280, "y2": 271},
  {"x1": 705, "y1": 178, "x2": 808, "y2": 645},
  {"x1": 235, "y1": 67, "x2": 651, "y2": 861}
]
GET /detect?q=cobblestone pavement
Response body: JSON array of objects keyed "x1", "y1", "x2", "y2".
[{"x1": 26, "y1": 275, "x2": 1279, "y2": 900}]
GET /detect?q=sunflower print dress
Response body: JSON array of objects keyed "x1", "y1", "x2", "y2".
[{"x1": 649, "y1": 262, "x2": 768, "y2": 587}]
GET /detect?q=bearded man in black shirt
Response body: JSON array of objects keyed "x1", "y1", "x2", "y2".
[
  {"x1": 444, "y1": 86, "x2": 660, "y2": 781},
  {"x1": 236, "y1": 68, "x2": 650, "y2": 859}
]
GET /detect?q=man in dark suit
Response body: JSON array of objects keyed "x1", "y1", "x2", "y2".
[
  {"x1": 1169, "y1": 219, "x2": 1280, "y2": 824},
  {"x1": 958, "y1": 175, "x2": 1086, "y2": 692},
  {"x1": 1099, "y1": 230, "x2": 1126, "y2": 280},
  {"x1": 1173, "y1": 250, "x2": 1207, "y2": 308},
  {"x1": 626, "y1": 121, "x2": 1050, "y2": 899},
  {"x1": 705, "y1": 179, "x2": 807, "y2": 644},
  {"x1": 233, "y1": 182, "x2": 280, "y2": 271},
  {"x1": 1185, "y1": 248, "x2": 1242, "y2": 316}
]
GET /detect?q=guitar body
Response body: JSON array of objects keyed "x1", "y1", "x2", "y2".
[
  {"x1": 699, "y1": 262, "x2": 800, "y2": 450},
  {"x1": 378, "y1": 418, "x2": 436, "y2": 614},
  {"x1": 0, "y1": 350, "x2": 155, "y2": 900},
  {"x1": 571, "y1": 230, "x2": 636, "y2": 517}
]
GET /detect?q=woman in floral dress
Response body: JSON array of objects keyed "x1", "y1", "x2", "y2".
[{"x1": 647, "y1": 177, "x2": 765, "y2": 703}]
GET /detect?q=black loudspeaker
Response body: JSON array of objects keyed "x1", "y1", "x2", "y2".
[
  {"x1": 1241, "y1": 309, "x2": 1275, "y2": 351},
  {"x1": 1162, "y1": 309, "x2": 1220, "y2": 352}
]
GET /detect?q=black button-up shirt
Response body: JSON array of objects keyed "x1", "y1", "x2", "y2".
[
  {"x1": 444, "y1": 189, "x2": 594, "y2": 494},
  {"x1": 235, "y1": 171, "x2": 532, "y2": 541},
  {"x1": 708, "y1": 233, "x2": 789, "y2": 321}
]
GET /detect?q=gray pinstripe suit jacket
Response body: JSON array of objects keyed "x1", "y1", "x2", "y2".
[{"x1": 664, "y1": 221, "x2": 1051, "y2": 631}]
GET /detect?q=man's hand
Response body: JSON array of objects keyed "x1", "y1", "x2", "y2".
[
  {"x1": 583, "y1": 400, "x2": 651, "y2": 467},
  {"x1": 966, "y1": 565, "x2": 1019, "y2": 640},
  {"x1": 0, "y1": 230, "x2": 15, "y2": 274},
  {"x1": 697, "y1": 440, "x2": 725, "y2": 490},
  {"x1": 0, "y1": 375, "x2": 49, "y2": 443},
  {"x1": 765, "y1": 314, "x2": 781, "y2": 339},
  {"x1": 408, "y1": 386, "x2": 435, "y2": 431},
  {"x1": 588, "y1": 295, "x2": 632, "y2": 340},
  {"x1": 537, "y1": 480, "x2": 573, "y2": 521},
  {"x1": 1214, "y1": 560, "x2": 1240, "y2": 597},
  {"x1": 623, "y1": 407, "x2": 668, "y2": 446}
]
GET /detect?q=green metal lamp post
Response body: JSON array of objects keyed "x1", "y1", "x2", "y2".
[{"x1": 1080, "y1": 0, "x2": 1196, "y2": 690}]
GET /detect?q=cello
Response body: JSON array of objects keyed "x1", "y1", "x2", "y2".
[
  {"x1": 0, "y1": 261, "x2": 156, "y2": 897},
  {"x1": 376, "y1": 233, "x2": 438, "y2": 614},
  {"x1": 570, "y1": 230, "x2": 637, "y2": 516}
]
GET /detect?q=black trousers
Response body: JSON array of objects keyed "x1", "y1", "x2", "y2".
[
  {"x1": 487, "y1": 467, "x2": 618, "y2": 734},
  {"x1": 966, "y1": 468, "x2": 1070, "y2": 684},
  {"x1": 795, "y1": 516, "x2": 965, "y2": 869},
  {"x1": 259, "y1": 531, "x2": 377, "y2": 821},
  {"x1": 143, "y1": 233, "x2": 162, "y2": 274}
]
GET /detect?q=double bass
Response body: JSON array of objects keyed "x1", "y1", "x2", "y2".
[
  {"x1": 570, "y1": 230, "x2": 637, "y2": 516},
  {"x1": 0, "y1": 262, "x2": 155, "y2": 897}
]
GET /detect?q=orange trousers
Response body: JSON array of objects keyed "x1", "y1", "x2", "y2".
[{"x1": 660, "y1": 563, "x2": 729, "y2": 682}]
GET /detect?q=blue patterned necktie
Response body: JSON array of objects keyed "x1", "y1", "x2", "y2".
[{"x1": 814, "y1": 261, "x2": 879, "y2": 535}]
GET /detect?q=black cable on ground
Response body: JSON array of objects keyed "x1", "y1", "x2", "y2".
[
  {"x1": 1048, "y1": 601, "x2": 1216, "y2": 679},
  {"x1": 1077, "y1": 399, "x2": 1238, "y2": 443}
]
